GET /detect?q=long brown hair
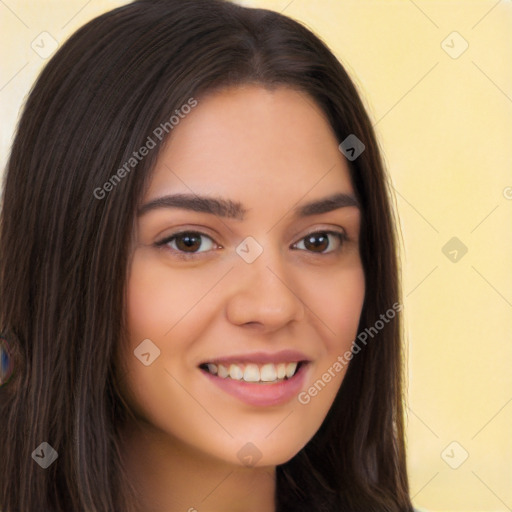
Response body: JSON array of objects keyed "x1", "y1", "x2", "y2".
[{"x1": 0, "y1": 0, "x2": 412, "y2": 510}]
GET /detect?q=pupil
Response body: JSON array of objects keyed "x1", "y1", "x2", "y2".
[
  {"x1": 305, "y1": 233, "x2": 328, "y2": 252},
  {"x1": 178, "y1": 234, "x2": 201, "y2": 252}
]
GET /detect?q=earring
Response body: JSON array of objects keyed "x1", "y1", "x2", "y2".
[{"x1": 0, "y1": 335, "x2": 14, "y2": 386}]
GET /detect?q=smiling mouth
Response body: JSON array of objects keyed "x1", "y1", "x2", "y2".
[{"x1": 199, "y1": 361, "x2": 307, "y2": 383}]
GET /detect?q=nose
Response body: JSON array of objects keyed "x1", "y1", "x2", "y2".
[{"x1": 225, "y1": 243, "x2": 305, "y2": 330}]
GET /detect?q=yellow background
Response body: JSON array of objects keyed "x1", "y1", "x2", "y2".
[{"x1": 1, "y1": 1, "x2": 511, "y2": 510}]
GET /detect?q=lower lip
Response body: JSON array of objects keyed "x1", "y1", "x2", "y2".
[{"x1": 200, "y1": 363, "x2": 310, "y2": 407}]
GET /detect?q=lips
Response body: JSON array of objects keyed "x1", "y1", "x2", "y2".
[{"x1": 198, "y1": 349, "x2": 310, "y2": 366}]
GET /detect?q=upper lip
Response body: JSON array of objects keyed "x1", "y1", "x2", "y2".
[{"x1": 199, "y1": 349, "x2": 311, "y2": 366}]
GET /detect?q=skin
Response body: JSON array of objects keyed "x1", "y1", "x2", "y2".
[{"x1": 117, "y1": 85, "x2": 365, "y2": 512}]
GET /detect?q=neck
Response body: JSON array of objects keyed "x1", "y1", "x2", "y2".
[{"x1": 119, "y1": 419, "x2": 277, "y2": 512}]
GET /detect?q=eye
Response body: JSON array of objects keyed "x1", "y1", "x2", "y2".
[
  {"x1": 155, "y1": 229, "x2": 347, "y2": 259},
  {"x1": 292, "y1": 230, "x2": 347, "y2": 254},
  {"x1": 155, "y1": 231, "x2": 218, "y2": 258}
]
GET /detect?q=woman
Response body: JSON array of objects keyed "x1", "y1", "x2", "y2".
[{"x1": 0, "y1": 0, "x2": 413, "y2": 510}]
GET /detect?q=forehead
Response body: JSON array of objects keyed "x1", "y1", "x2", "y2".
[{"x1": 144, "y1": 85, "x2": 354, "y2": 203}]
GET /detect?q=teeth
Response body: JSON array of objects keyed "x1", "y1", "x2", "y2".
[
  {"x1": 218, "y1": 364, "x2": 229, "y2": 378},
  {"x1": 285, "y1": 362, "x2": 298, "y2": 378},
  {"x1": 260, "y1": 363, "x2": 277, "y2": 382},
  {"x1": 203, "y1": 361, "x2": 302, "y2": 382},
  {"x1": 243, "y1": 364, "x2": 260, "y2": 382},
  {"x1": 229, "y1": 364, "x2": 243, "y2": 380}
]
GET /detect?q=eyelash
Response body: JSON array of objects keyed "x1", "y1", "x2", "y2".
[{"x1": 155, "y1": 229, "x2": 348, "y2": 260}]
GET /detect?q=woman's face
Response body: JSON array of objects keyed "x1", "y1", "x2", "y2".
[{"x1": 120, "y1": 85, "x2": 365, "y2": 467}]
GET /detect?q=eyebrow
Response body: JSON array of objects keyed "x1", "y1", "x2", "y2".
[{"x1": 137, "y1": 192, "x2": 359, "y2": 219}]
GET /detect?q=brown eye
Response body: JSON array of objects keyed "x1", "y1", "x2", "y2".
[
  {"x1": 156, "y1": 231, "x2": 216, "y2": 255},
  {"x1": 293, "y1": 231, "x2": 346, "y2": 254},
  {"x1": 174, "y1": 233, "x2": 202, "y2": 252},
  {"x1": 304, "y1": 233, "x2": 329, "y2": 252}
]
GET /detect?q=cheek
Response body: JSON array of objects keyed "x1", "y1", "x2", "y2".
[
  {"x1": 125, "y1": 252, "x2": 206, "y2": 345},
  {"x1": 305, "y1": 262, "x2": 365, "y2": 351},
  {"x1": 119, "y1": 255, "x2": 184, "y2": 403},
  {"x1": 126, "y1": 269, "x2": 168, "y2": 345},
  {"x1": 120, "y1": 252, "x2": 226, "y2": 415},
  {"x1": 334, "y1": 267, "x2": 365, "y2": 345},
  {"x1": 295, "y1": 264, "x2": 365, "y2": 410}
]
